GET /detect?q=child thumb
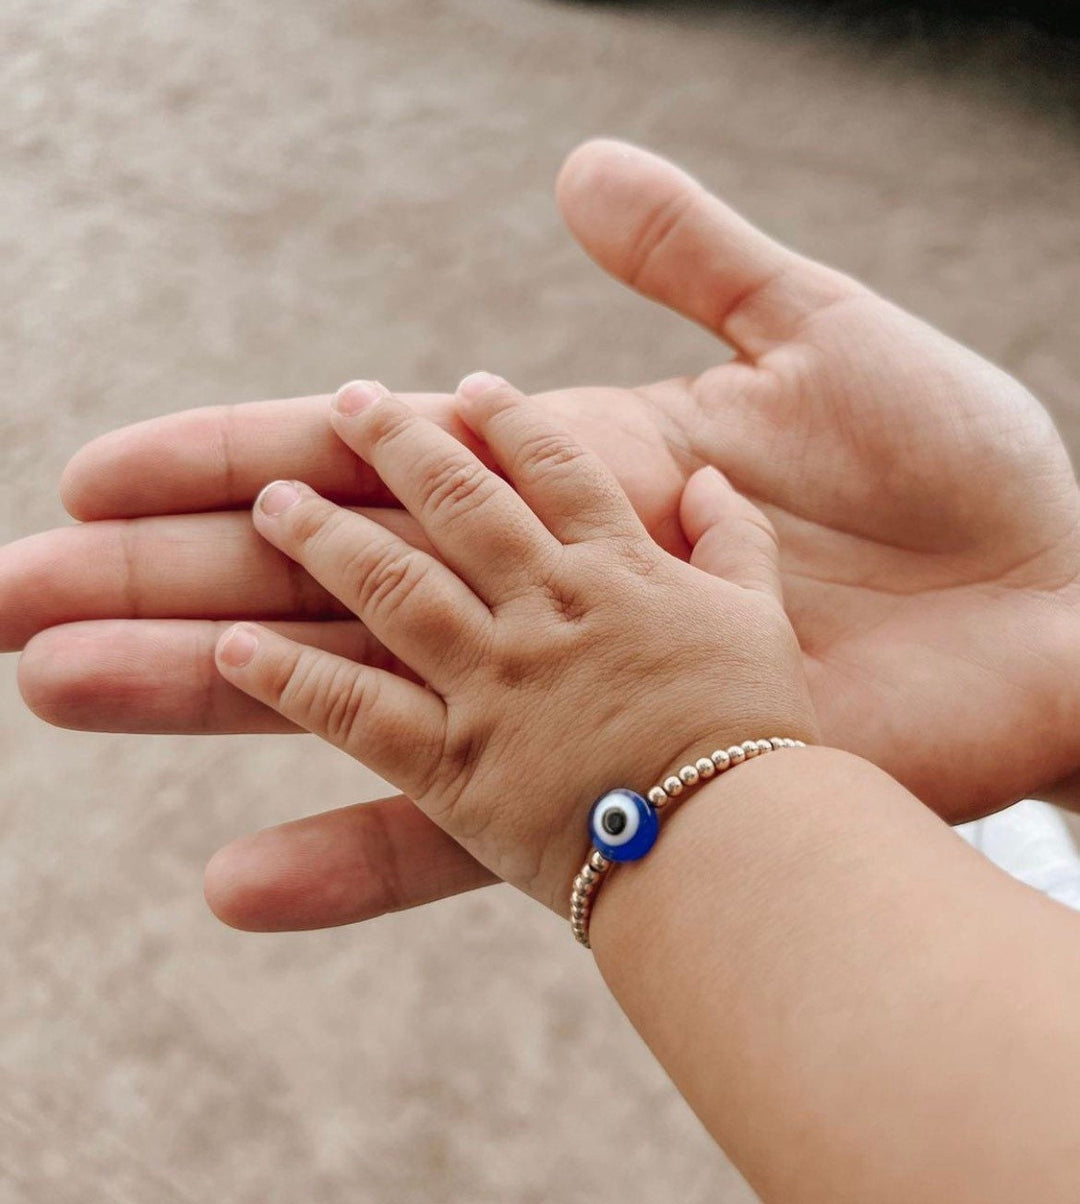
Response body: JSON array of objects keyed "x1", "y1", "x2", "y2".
[{"x1": 679, "y1": 466, "x2": 783, "y2": 602}]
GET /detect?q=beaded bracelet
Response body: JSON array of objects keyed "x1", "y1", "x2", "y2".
[{"x1": 569, "y1": 737, "x2": 806, "y2": 947}]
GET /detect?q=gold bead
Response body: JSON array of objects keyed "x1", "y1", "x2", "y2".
[
  {"x1": 727, "y1": 745, "x2": 745, "y2": 765},
  {"x1": 770, "y1": 737, "x2": 785, "y2": 749},
  {"x1": 647, "y1": 786, "x2": 668, "y2": 808},
  {"x1": 573, "y1": 875, "x2": 587, "y2": 893},
  {"x1": 663, "y1": 775, "x2": 684, "y2": 797},
  {"x1": 589, "y1": 851, "x2": 610, "y2": 872},
  {"x1": 581, "y1": 864, "x2": 596, "y2": 884},
  {"x1": 712, "y1": 749, "x2": 731, "y2": 772},
  {"x1": 679, "y1": 765, "x2": 699, "y2": 787},
  {"x1": 756, "y1": 739, "x2": 772, "y2": 755},
  {"x1": 741, "y1": 739, "x2": 759, "y2": 758},
  {"x1": 695, "y1": 757, "x2": 715, "y2": 779}
]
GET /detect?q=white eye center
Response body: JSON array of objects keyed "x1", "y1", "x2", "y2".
[{"x1": 592, "y1": 797, "x2": 639, "y2": 847}]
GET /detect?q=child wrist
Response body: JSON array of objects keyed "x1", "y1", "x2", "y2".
[{"x1": 569, "y1": 736, "x2": 808, "y2": 948}]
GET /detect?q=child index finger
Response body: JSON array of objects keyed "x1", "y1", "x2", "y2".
[{"x1": 329, "y1": 380, "x2": 560, "y2": 608}]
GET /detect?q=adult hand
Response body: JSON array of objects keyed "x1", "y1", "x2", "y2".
[{"x1": 6, "y1": 140, "x2": 1080, "y2": 930}]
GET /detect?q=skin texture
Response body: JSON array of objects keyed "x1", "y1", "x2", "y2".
[
  {"x1": 213, "y1": 374, "x2": 818, "y2": 911},
  {"x1": 5, "y1": 138, "x2": 1080, "y2": 929}
]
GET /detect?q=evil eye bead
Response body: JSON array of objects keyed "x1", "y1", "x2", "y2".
[{"x1": 588, "y1": 789, "x2": 659, "y2": 862}]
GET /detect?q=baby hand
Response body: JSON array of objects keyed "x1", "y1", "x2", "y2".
[{"x1": 214, "y1": 374, "x2": 817, "y2": 912}]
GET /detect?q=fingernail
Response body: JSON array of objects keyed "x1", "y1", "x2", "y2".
[
  {"x1": 333, "y1": 379, "x2": 383, "y2": 416},
  {"x1": 457, "y1": 371, "x2": 505, "y2": 400},
  {"x1": 218, "y1": 624, "x2": 259, "y2": 668},
  {"x1": 256, "y1": 480, "x2": 301, "y2": 516}
]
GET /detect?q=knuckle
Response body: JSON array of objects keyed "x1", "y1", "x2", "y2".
[
  {"x1": 513, "y1": 429, "x2": 586, "y2": 482},
  {"x1": 418, "y1": 457, "x2": 498, "y2": 526},
  {"x1": 276, "y1": 648, "x2": 376, "y2": 747},
  {"x1": 352, "y1": 543, "x2": 433, "y2": 624},
  {"x1": 613, "y1": 533, "x2": 664, "y2": 582},
  {"x1": 322, "y1": 668, "x2": 381, "y2": 748},
  {"x1": 563, "y1": 537, "x2": 659, "y2": 597},
  {"x1": 537, "y1": 574, "x2": 590, "y2": 625},
  {"x1": 271, "y1": 647, "x2": 323, "y2": 716}
]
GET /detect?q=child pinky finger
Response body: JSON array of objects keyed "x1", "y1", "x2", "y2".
[{"x1": 215, "y1": 623, "x2": 446, "y2": 795}]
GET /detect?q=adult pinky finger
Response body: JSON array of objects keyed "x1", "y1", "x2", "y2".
[{"x1": 215, "y1": 623, "x2": 446, "y2": 796}]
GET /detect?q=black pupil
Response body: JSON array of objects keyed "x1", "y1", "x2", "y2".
[{"x1": 602, "y1": 809, "x2": 628, "y2": 836}]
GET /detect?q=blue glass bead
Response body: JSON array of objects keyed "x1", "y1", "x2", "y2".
[{"x1": 589, "y1": 789, "x2": 659, "y2": 862}]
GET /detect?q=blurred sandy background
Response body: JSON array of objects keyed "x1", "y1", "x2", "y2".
[{"x1": 2, "y1": 2, "x2": 1079, "y2": 1201}]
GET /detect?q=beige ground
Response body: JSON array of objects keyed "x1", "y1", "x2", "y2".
[{"x1": 3, "y1": 3, "x2": 1080, "y2": 1201}]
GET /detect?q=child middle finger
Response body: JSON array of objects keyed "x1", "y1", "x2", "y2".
[{"x1": 329, "y1": 380, "x2": 562, "y2": 607}]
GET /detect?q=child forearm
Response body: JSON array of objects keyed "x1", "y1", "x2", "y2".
[{"x1": 592, "y1": 747, "x2": 1080, "y2": 1204}]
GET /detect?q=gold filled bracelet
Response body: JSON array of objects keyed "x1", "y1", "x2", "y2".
[{"x1": 569, "y1": 737, "x2": 806, "y2": 948}]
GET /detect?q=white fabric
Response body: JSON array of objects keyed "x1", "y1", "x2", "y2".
[{"x1": 956, "y1": 801, "x2": 1080, "y2": 911}]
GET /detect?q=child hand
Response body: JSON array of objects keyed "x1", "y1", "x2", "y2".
[{"x1": 214, "y1": 373, "x2": 817, "y2": 912}]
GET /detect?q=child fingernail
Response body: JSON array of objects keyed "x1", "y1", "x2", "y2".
[
  {"x1": 457, "y1": 371, "x2": 505, "y2": 400},
  {"x1": 218, "y1": 624, "x2": 259, "y2": 668},
  {"x1": 257, "y1": 480, "x2": 301, "y2": 516},
  {"x1": 333, "y1": 380, "x2": 383, "y2": 416}
]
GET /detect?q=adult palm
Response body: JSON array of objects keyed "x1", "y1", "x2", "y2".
[{"x1": 7, "y1": 140, "x2": 1080, "y2": 929}]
